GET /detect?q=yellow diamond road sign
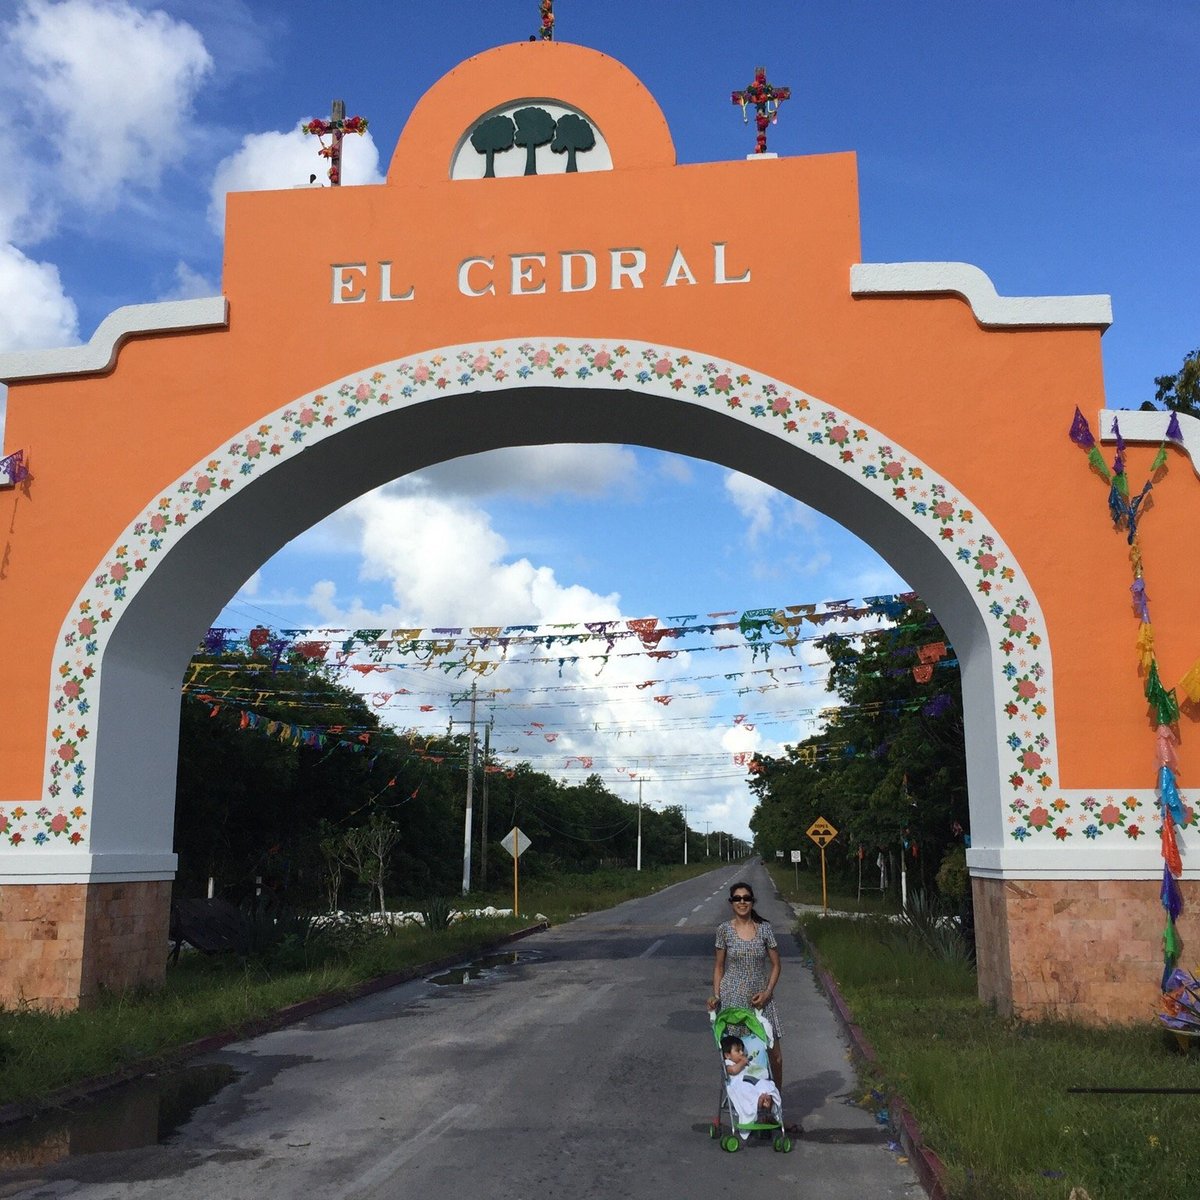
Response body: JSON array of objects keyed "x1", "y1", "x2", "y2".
[{"x1": 806, "y1": 817, "x2": 838, "y2": 848}]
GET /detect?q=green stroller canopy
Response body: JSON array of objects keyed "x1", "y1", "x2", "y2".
[{"x1": 712, "y1": 1006, "x2": 773, "y2": 1048}]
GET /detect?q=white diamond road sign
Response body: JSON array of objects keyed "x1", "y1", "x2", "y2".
[{"x1": 501, "y1": 826, "x2": 531, "y2": 859}]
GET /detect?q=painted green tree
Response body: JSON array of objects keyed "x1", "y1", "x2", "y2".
[
  {"x1": 550, "y1": 113, "x2": 596, "y2": 172},
  {"x1": 470, "y1": 113, "x2": 516, "y2": 178},
  {"x1": 512, "y1": 106, "x2": 556, "y2": 176}
]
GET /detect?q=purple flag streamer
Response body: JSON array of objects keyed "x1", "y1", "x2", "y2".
[
  {"x1": 1068, "y1": 407, "x2": 1095, "y2": 449},
  {"x1": 1163, "y1": 866, "x2": 1184, "y2": 922}
]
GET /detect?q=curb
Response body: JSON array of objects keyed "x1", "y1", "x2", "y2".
[
  {"x1": 0, "y1": 920, "x2": 549, "y2": 1130},
  {"x1": 797, "y1": 925, "x2": 949, "y2": 1200}
]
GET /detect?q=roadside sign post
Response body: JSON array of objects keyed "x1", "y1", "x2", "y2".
[
  {"x1": 805, "y1": 818, "x2": 839, "y2": 913},
  {"x1": 500, "y1": 826, "x2": 531, "y2": 917},
  {"x1": 790, "y1": 848, "x2": 801, "y2": 890}
]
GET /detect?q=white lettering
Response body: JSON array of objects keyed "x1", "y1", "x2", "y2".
[
  {"x1": 458, "y1": 257, "x2": 496, "y2": 297},
  {"x1": 663, "y1": 247, "x2": 697, "y2": 287},
  {"x1": 510, "y1": 254, "x2": 547, "y2": 296},
  {"x1": 713, "y1": 242, "x2": 751, "y2": 285},
  {"x1": 379, "y1": 261, "x2": 415, "y2": 302},
  {"x1": 610, "y1": 248, "x2": 646, "y2": 290},
  {"x1": 331, "y1": 263, "x2": 367, "y2": 304},
  {"x1": 561, "y1": 251, "x2": 597, "y2": 293}
]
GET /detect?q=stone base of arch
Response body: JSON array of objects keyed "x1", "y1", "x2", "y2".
[
  {"x1": 0, "y1": 878, "x2": 1186, "y2": 1020},
  {"x1": 0, "y1": 881, "x2": 171, "y2": 1011},
  {"x1": 972, "y1": 876, "x2": 1181, "y2": 1025}
]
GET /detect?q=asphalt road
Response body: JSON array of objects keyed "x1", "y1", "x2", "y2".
[{"x1": 0, "y1": 860, "x2": 922, "y2": 1199}]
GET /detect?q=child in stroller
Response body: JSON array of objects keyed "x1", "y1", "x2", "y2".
[{"x1": 709, "y1": 1006, "x2": 793, "y2": 1153}]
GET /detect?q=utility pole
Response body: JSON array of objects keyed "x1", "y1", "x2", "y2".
[
  {"x1": 479, "y1": 718, "x2": 492, "y2": 888},
  {"x1": 461, "y1": 682, "x2": 478, "y2": 895},
  {"x1": 683, "y1": 803, "x2": 688, "y2": 865},
  {"x1": 704, "y1": 821, "x2": 711, "y2": 858},
  {"x1": 636, "y1": 776, "x2": 643, "y2": 871}
]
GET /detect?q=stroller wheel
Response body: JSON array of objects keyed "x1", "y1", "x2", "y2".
[
  {"x1": 772, "y1": 1135, "x2": 793, "y2": 1153},
  {"x1": 709, "y1": 1121, "x2": 720, "y2": 1139},
  {"x1": 721, "y1": 1134, "x2": 740, "y2": 1153}
]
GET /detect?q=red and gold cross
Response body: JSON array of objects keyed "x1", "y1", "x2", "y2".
[{"x1": 731, "y1": 66, "x2": 791, "y2": 155}]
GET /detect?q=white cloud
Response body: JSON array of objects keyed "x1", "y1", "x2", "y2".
[
  {"x1": 724, "y1": 470, "x2": 817, "y2": 543},
  {"x1": 0, "y1": 170, "x2": 49, "y2": 248},
  {"x1": 657, "y1": 455, "x2": 695, "y2": 485},
  {"x1": 157, "y1": 260, "x2": 219, "y2": 301},
  {"x1": 284, "y1": 446, "x2": 638, "y2": 562},
  {"x1": 0, "y1": 242, "x2": 79, "y2": 351},
  {"x1": 207, "y1": 126, "x2": 384, "y2": 233},
  {"x1": 328, "y1": 489, "x2": 621, "y2": 627},
  {"x1": 5, "y1": 0, "x2": 212, "y2": 208},
  {"x1": 255, "y1": 478, "x2": 852, "y2": 838}
]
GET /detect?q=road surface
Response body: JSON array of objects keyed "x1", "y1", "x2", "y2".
[{"x1": 0, "y1": 860, "x2": 921, "y2": 1199}]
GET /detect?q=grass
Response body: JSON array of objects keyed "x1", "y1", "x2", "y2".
[
  {"x1": 471, "y1": 860, "x2": 714, "y2": 923},
  {"x1": 802, "y1": 914, "x2": 1200, "y2": 1200},
  {"x1": 765, "y1": 859, "x2": 901, "y2": 915},
  {"x1": 0, "y1": 862, "x2": 711, "y2": 1111}
]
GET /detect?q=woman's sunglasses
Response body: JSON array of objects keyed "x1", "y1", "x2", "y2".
[{"x1": 730, "y1": 895, "x2": 753, "y2": 903}]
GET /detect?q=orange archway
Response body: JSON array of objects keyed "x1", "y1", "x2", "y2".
[{"x1": 1, "y1": 40, "x2": 1194, "y2": 1021}]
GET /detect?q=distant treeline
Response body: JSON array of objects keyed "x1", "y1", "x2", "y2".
[{"x1": 175, "y1": 652, "x2": 730, "y2": 907}]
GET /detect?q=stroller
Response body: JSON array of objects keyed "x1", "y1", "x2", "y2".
[{"x1": 708, "y1": 1006, "x2": 794, "y2": 1153}]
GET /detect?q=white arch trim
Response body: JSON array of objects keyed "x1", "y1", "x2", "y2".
[
  {"x1": 0, "y1": 297, "x2": 229, "y2": 384},
  {"x1": 851, "y1": 262, "x2": 1113, "y2": 330},
  {"x1": 0, "y1": 337, "x2": 1178, "y2": 884}
]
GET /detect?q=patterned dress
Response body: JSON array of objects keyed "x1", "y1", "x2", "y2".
[{"x1": 715, "y1": 919, "x2": 783, "y2": 1040}]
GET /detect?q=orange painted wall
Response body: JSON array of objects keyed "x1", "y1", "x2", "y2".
[{"x1": 1, "y1": 40, "x2": 1188, "y2": 807}]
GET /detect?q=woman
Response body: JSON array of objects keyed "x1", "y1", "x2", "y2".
[{"x1": 706, "y1": 882, "x2": 784, "y2": 1088}]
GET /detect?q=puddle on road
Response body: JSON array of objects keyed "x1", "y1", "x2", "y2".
[
  {"x1": 0, "y1": 1062, "x2": 240, "y2": 1171},
  {"x1": 427, "y1": 949, "x2": 543, "y2": 987}
]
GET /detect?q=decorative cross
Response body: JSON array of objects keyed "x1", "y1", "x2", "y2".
[
  {"x1": 731, "y1": 66, "x2": 791, "y2": 155},
  {"x1": 302, "y1": 99, "x2": 369, "y2": 186},
  {"x1": 535, "y1": 0, "x2": 554, "y2": 40}
]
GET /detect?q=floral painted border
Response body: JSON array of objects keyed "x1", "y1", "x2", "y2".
[{"x1": 1, "y1": 338, "x2": 1089, "y2": 853}]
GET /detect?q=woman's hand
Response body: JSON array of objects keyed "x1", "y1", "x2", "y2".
[
  {"x1": 706, "y1": 994, "x2": 720, "y2": 1012},
  {"x1": 750, "y1": 989, "x2": 773, "y2": 1008}
]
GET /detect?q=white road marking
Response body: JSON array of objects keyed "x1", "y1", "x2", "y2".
[
  {"x1": 639, "y1": 938, "x2": 664, "y2": 958},
  {"x1": 334, "y1": 1103, "x2": 479, "y2": 1198},
  {"x1": 691, "y1": 903, "x2": 703, "y2": 912},
  {"x1": 675, "y1": 916, "x2": 688, "y2": 926}
]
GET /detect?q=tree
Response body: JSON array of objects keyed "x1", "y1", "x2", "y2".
[
  {"x1": 512, "y1": 106, "x2": 556, "y2": 176},
  {"x1": 318, "y1": 821, "x2": 344, "y2": 912},
  {"x1": 470, "y1": 114, "x2": 516, "y2": 178},
  {"x1": 1154, "y1": 348, "x2": 1200, "y2": 418},
  {"x1": 550, "y1": 113, "x2": 596, "y2": 172},
  {"x1": 747, "y1": 605, "x2": 968, "y2": 897},
  {"x1": 339, "y1": 808, "x2": 402, "y2": 915}
]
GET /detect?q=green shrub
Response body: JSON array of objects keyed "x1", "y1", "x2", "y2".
[{"x1": 935, "y1": 845, "x2": 969, "y2": 903}]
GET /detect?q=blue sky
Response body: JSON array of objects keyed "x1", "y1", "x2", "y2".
[{"x1": 1, "y1": 1, "x2": 1195, "y2": 840}]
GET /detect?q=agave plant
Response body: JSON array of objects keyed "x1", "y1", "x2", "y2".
[
  {"x1": 419, "y1": 896, "x2": 456, "y2": 931},
  {"x1": 895, "y1": 889, "x2": 972, "y2": 964}
]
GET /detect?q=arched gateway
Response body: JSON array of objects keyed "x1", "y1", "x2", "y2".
[{"x1": 1, "y1": 42, "x2": 1194, "y2": 1021}]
